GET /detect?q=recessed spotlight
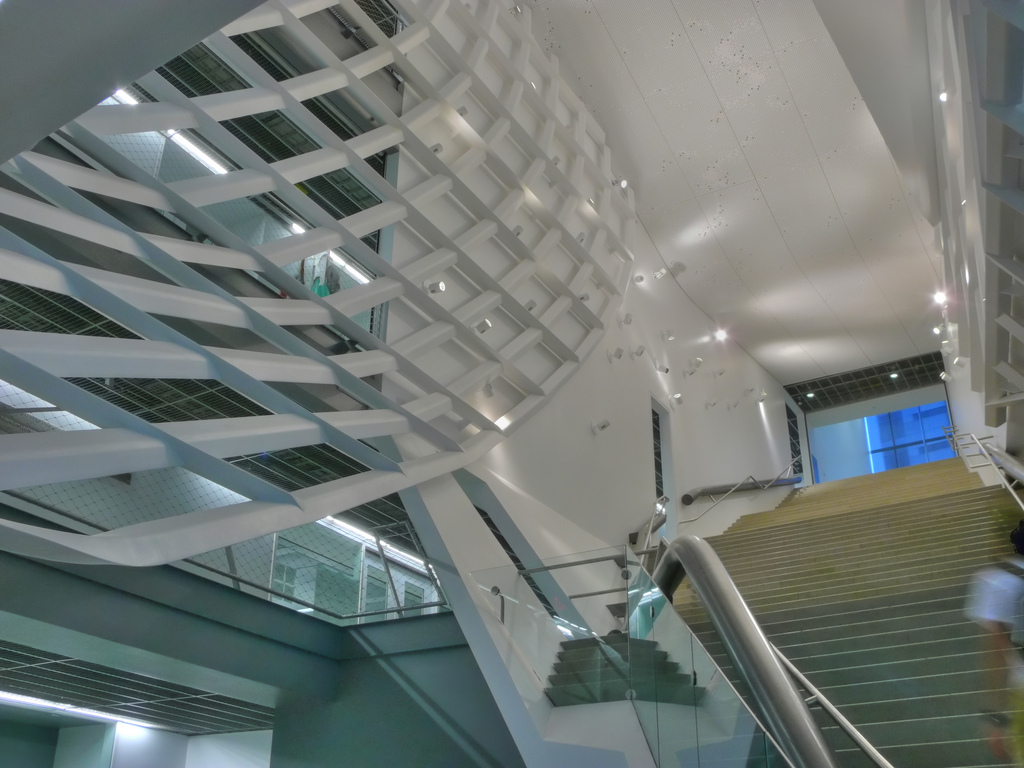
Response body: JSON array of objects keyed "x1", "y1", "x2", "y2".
[
  {"x1": 940, "y1": 372, "x2": 952, "y2": 382},
  {"x1": 953, "y1": 356, "x2": 966, "y2": 367},
  {"x1": 715, "y1": 329, "x2": 727, "y2": 341},
  {"x1": 962, "y1": 200, "x2": 967, "y2": 206},
  {"x1": 671, "y1": 393, "x2": 683, "y2": 402},
  {"x1": 890, "y1": 373, "x2": 898, "y2": 379},
  {"x1": 613, "y1": 177, "x2": 628, "y2": 189},
  {"x1": 934, "y1": 291, "x2": 947, "y2": 304},
  {"x1": 424, "y1": 280, "x2": 445, "y2": 294},
  {"x1": 806, "y1": 392, "x2": 815, "y2": 398},
  {"x1": 634, "y1": 275, "x2": 645, "y2": 283},
  {"x1": 939, "y1": 91, "x2": 948, "y2": 102},
  {"x1": 932, "y1": 326, "x2": 941, "y2": 334}
]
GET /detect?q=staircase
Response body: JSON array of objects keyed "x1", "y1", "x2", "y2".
[
  {"x1": 544, "y1": 632, "x2": 698, "y2": 707},
  {"x1": 674, "y1": 459, "x2": 1019, "y2": 767}
]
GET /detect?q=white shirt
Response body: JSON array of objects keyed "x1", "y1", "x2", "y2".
[{"x1": 965, "y1": 557, "x2": 1024, "y2": 686}]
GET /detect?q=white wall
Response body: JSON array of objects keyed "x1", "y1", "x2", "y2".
[
  {"x1": 185, "y1": 730, "x2": 272, "y2": 768},
  {"x1": 110, "y1": 723, "x2": 188, "y2": 768},
  {"x1": 476, "y1": 223, "x2": 791, "y2": 548},
  {"x1": 53, "y1": 724, "x2": 114, "y2": 768},
  {"x1": 809, "y1": 419, "x2": 872, "y2": 483}
]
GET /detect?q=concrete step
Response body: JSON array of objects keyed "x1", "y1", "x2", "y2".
[{"x1": 544, "y1": 677, "x2": 701, "y2": 707}]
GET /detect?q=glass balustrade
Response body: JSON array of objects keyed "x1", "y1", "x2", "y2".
[
  {"x1": 469, "y1": 546, "x2": 792, "y2": 767},
  {"x1": 625, "y1": 549, "x2": 791, "y2": 767}
]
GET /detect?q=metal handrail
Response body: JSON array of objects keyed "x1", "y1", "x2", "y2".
[
  {"x1": 773, "y1": 645, "x2": 894, "y2": 768},
  {"x1": 945, "y1": 429, "x2": 1024, "y2": 515},
  {"x1": 653, "y1": 534, "x2": 838, "y2": 768},
  {"x1": 678, "y1": 457, "x2": 801, "y2": 524}
]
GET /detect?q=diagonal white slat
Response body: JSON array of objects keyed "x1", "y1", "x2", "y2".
[
  {"x1": 0, "y1": 331, "x2": 210, "y2": 379},
  {"x1": 238, "y1": 297, "x2": 332, "y2": 326},
  {"x1": 166, "y1": 168, "x2": 276, "y2": 207},
  {"x1": 157, "y1": 414, "x2": 321, "y2": 458},
  {"x1": 327, "y1": 277, "x2": 404, "y2": 316},
  {"x1": 0, "y1": 429, "x2": 170, "y2": 490},
  {"x1": 327, "y1": 350, "x2": 399, "y2": 378}
]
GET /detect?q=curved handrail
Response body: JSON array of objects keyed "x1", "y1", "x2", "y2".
[
  {"x1": 652, "y1": 534, "x2": 838, "y2": 768},
  {"x1": 679, "y1": 457, "x2": 801, "y2": 524},
  {"x1": 773, "y1": 646, "x2": 894, "y2": 768}
]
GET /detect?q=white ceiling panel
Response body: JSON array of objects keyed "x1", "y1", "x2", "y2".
[
  {"x1": 758, "y1": 159, "x2": 855, "y2": 260},
  {"x1": 673, "y1": 0, "x2": 774, "y2": 75},
  {"x1": 820, "y1": 139, "x2": 915, "y2": 252},
  {"x1": 645, "y1": 77, "x2": 754, "y2": 196},
  {"x1": 696, "y1": 181, "x2": 793, "y2": 276},
  {"x1": 634, "y1": 160, "x2": 696, "y2": 216},
  {"x1": 529, "y1": 0, "x2": 942, "y2": 384},
  {"x1": 710, "y1": 54, "x2": 817, "y2": 179},
  {"x1": 776, "y1": 35, "x2": 878, "y2": 158},
  {"x1": 752, "y1": 0, "x2": 828, "y2": 53},
  {"x1": 591, "y1": 0, "x2": 706, "y2": 97},
  {"x1": 531, "y1": 0, "x2": 640, "y2": 116}
]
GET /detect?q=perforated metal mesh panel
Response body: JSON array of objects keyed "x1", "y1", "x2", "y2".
[
  {"x1": 66, "y1": 378, "x2": 272, "y2": 423},
  {"x1": 785, "y1": 352, "x2": 946, "y2": 412},
  {"x1": 227, "y1": 443, "x2": 368, "y2": 491},
  {"x1": 0, "y1": 279, "x2": 138, "y2": 339},
  {"x1": 0, "y1": 639, "x2": 273, "y2": 734}
]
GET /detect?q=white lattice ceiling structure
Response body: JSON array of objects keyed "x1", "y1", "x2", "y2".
[{"x1": 0, "y1": 0, "x2": 635, "y2": 565}]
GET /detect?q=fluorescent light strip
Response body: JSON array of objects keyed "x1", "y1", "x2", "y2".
[
  {"x1": 317, "y1": 516, "x2": 427, "y2": 572},
  {"x1": 0, "y1": 689, "x2": 162, "y2": 731},
  {"x1": 167, "y1": 131, "x2": 229, "y2": 175},
  {"x1": 328, "y1": 251, "x2": 371, "y2": 286}
]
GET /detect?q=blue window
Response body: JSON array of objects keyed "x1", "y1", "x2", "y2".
[{"x1": 864, "y1": 401, "x2": 953, "y2": 472}]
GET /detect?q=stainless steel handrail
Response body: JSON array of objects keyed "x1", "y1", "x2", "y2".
[
  {"x1": 678, "y1": 457, "x2": 801, "y2": 524},
  {"x1": 773, "y1": 645, "x2": 894, "y2": 768},
  {"x1": 653, "y1": 534, "x2": 838, "y2": 768},
  {"x1": 946, "y1": 429, "x2": 1024, "y2": 514}
]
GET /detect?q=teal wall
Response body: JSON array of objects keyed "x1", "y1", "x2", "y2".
[
  {"x1": 0, "y1": 721, "x2": 58, "y2": 768},
  {"x1": 270, "y1": 644, "x2": 525, "y2": 768}
]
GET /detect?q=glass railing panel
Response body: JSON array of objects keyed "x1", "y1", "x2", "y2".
[{"x1": 625, "y1": 550, "x2": 792, "y2": 768}]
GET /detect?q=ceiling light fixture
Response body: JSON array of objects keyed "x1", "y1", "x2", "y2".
[
  {"x1": 940, "y1": 372, "x2": 952, "y2": 382},
  {"x1": 656, "y1": 364, "x2": 670, "y2": 374},
  {"x1": 939, "y1": 91, "x2": 948, "y2": 102},
  {"x1": 933, "y1": 326, "x2": 941, "y2": 334},
  {"x1": 890, "y1": 373, "x2": 898, "y2": 379},
  {"x1": 757, "y1": 389, "x2": 767, "y2": 402},
  {"x1": 613, "y1": 177, "x2": 628, "y2": 189},
  {"x1": 633, "y1": 275, "x2": 645, "y2": 283},
  {"x1": 671, "y1": 393, "x2": 683, "y2": 403},
  {"x1": 953, "y1": 356, "x2": 966, "y2": 367},
  {"x1": 475, "y1": 318, "x2": 493, "y2": 333},
  {"x1": 654, "y1": 268, "x2": 667, "y2": 279},
  {"x1": 630, "y1": 345, "x2": 646, "y2": 359},
  {"x1": 934, "y1": 291, "x2": 947, "y2": 304},
  {"x1": 424, "y1": 280, "x2": 445, "y2": 294},
  {"x1": 482, "y1": 383, "x2": 494, "y2": 398},
  {"x1": 806, "y1": 392, "x2": 815, "y2": 399},
  {"x1": 524, "y1": 299, "x2": 537, "y2": 313},
  {"x1": 618, "y1": 313, "x2": 633, "y2": 327},
  {"x1": 608, "y1": 347, "x2": 624, "y2": 362},
  {"x1": 662, "y1": 330, "x2": 676, "y2": 341},
  {"x1": 714, "y1": 329, "x2": 727, "y2": 341},
  {"x1": 591, "y1": 419, "x2": 611, "y2": 435}
]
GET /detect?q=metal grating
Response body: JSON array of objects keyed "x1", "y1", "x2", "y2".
[
  {"x1": 784, "y1": 352, "x2": 946, "y2": 412},
  {"x1": 227, "y1": 443, "x2": 368, "y2": 491},
  {"x1": 66, "y1": 378, "x2": 271, "y2": 423},
  {"x1": 785, "y1": 403, "x2": 803, "y2": 475},
  {"x1": 352, "y1": 0, "x2": 406, "y2": 39},
  {"x1": 0, "y1": 639, "x2": 273, "y2": 735},
  {"x1": 157, "y1": 43, "x2": 247, "y2": 96},
  {"x1": 0, "y1": 279, "x2": 139, "y2": 339}
]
